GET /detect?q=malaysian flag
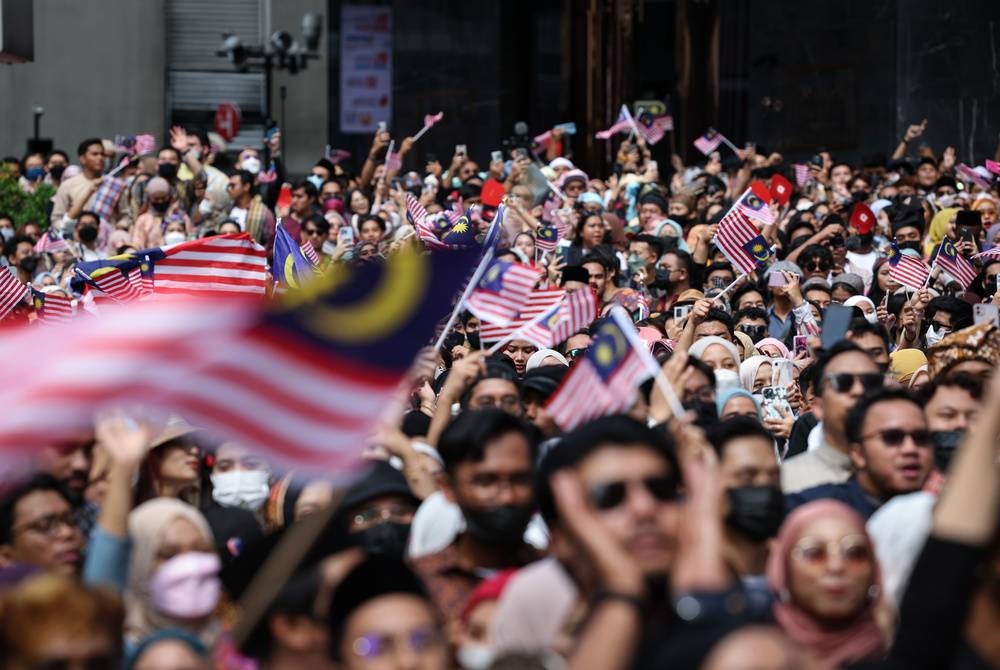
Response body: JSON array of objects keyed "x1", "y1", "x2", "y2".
[
  {"x1": 516, "y1": 288, "x2": 597, "y2": 349},
  {"x1": 91, "y1": 177, "x2": 127, "y2": 222},
  {"x1": 956, "y1": 164, "x2": 992, "y2": 190},
  {"x1": 932, "y1": 238, "x2": 978, "y2": 289},
  {"x1": 480, "y1": 288, "x2": 565, "y2": 343},
  {"x1": 635, "y1": 110, "x2": 667, "y2": 145},
  {"x1": 34, "y1": 231, "x2": 71, "y2": 255},
  {"x1": 75, "y1": 258, "x2": 143, "y2": 304},
  {"x1": 0, "y1": 269, "x2": 27, "y2": 321},
  {"x1": 887, "y1": 240, "x2": 930, "y2": 290},
  {"x1": 139, "y1": 233, "x2": 268, "y2": 296},
  {"x1": 134, "y1": 134, "x2": 156, "y2": 156},
  {"x1": 423, "y1": 111, "x2": 444, "y2": 128},
  {"x1": 0, "y1": 246, "x2": 482, "y2": 473},
  {"x1": 30, "y1": 288, "x2": 74, "y2": 325},
  {"x1": 736, "y1": 182, "x2": 775, "y2": 226},
  {"x1": 301, "y1": 242, "x2": 321, "y2": 266},
  {"x1": 793, "y1": 164, "x2": 813, "y2": 188},
  {"x1": 272, "y1": 222, "x2": 316, "y2": 289},
  {"x1": 465, "y1": 259, "x2": 538, "y2": 326},
  {"x1": 595, "y1": 105, "x2": 634, "y2": 140},
  {"x1": 693, "y1": 129, "x2": 726, "y2": 156},
  {"x1": 546, "y1": 308, "x2": 655, "y2": 431},
  {"x1": 535, "y1": 226, "x2": 559, "y2": 253},
  {"x1": 713, "y1": 208, "x2": 771, "y2": 275}
]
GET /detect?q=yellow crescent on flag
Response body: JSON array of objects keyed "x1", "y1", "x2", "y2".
[
  {"x1": 284, "y1": 254, "x2": 300, "y2": 289},
  {"x1": 595, "y1": 321, "x2": 627, "y2": 365}
]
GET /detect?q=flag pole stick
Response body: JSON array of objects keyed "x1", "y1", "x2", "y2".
[
  {"x1": 720, "y1": 135, "x2": 741, "y2": 154},
  {"x1": 432, "y1": 248, "x2": 494, "y2": 352},
  {"x1": 411, "y1": 123, "x2": 433, "y2": 143},
  {"x1": 486, "y1": 306, "x2": 553, "y2": 355},
  {"x1": 713, "y1": 273, "x2": 746, "y2": 303},
  {"x1": 611, "y1": 306, "x2": 688, "y2": 420}
]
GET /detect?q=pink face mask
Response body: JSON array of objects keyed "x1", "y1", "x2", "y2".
[{"x1": 150, "y1": 551, "x2": 221, "y2": 619}]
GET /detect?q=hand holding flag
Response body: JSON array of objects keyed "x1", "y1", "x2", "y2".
[{"x1": 411, "y1": 111, "x2": 444, "y2": 143}]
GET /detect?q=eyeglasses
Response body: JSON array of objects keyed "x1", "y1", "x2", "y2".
[
  {"x1": 860, "y1": 428, "x2": 932, "y2": 448},
  {"x1": 351, "y1": 626, "x2": 443, "y2": 659},
  {"x1": 587, "y1": 475, "x2": 679, "y2": 510},
  {"x1": 567, "y1": 347, "x2": 588, "y2": 360},
  {"x1": 929, "y1": 320, "x2": 952, "y2": 333},
  {"x1": 824, "y1": 373, "x2": 883, "y2": 394},
  {"x1": 472, "y1": 395, "x2": 521, "y2": 411},
  {"x1": 791, "y1": 534, "x2": 873, "y2": 567},
  {"x1": 13, "y1": 510, "x2": 77, "y2": 538},
  {"x1": 303, "y1": 228, "x2": 321, "y2": 236},
  {"x1": 352, "y1": 503, "x2": 414, "y2": 529},
  {"x1": 32, "y1": 654, "x2": 117, "y2": 670}
]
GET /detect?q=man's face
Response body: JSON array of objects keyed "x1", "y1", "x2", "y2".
[
  {"x1": 668, "y1": 202, "x2": 691, "y2": 220},
  {"x1": 925, "y1": 385, "x2": 981, "y2": 432},
  {"x1": 817, "y1": 352, "x2": 881, "y2": 444},
  {"x1": 582, "y1": 261, "x2": 607, "y2": 296},
  {"x1": 629, "y1": 241, "x2": 656, "y2": 265},
  {"x1": 291, "y1": 187, "x2": 314, "y2": 215},
  {"x1": 800, "y1": 255, "x2": 831, "y2": 280},
  {"x1": 13, "y1": 241, "x2": 34, "y2": 265},
  {"x1": 736, "y1": 291, "x2": 765, "y2": 311},
  {"x1": 895, "y1": 226, "x2": 921, "y2": 244},
  {"x1": 717, "y1": 435, "x2": 780, "y2": 515},
  {"x1": 639, "y1": 204, "x2": 665, "y2": 227},
  {"x1": 706, "y1": 270, "x2": 735, "y2": 291},
  {"x1": 917, "y1": 162, "x2": 939, "y2": 188},
  {"x1": 523, "y1": 389, "x2": 557, "y2": 437},
  {"x1": 467, "y1": 378, "x2": 522, "y2": 416},
  {"x1": 572, "y1": 445, "x2": 680, "y2": 577},
  {"x1": 804, "y1": 289, "x2": 832, "y2": 310},
  {"x1": 694, "y1": 319, "x2": 731, "y2": 342},
  {"x1": 346, "y1": 493, "x2": 416, "y2": 534},
  {"x1": 447, "y1": 432, "x2": 534, "y2": 512},
  {"x1": 227, "y1": 176, "x2": 248, "y2": 201},
  {"x1": 564, "y1": 334, "x2": 591, "y2": 361},
  {"x1": 736, "y1": 317, "x2": 768, "y2": 343},
  {"x1": 502, "y1": 340, "x2": 537, "y2": 376},
  {"x1": 681, "y1": 368, "x2": 715, "y2": 405},
  {"x1": 81, "y1": 143, "x2": 104, "y2": 173},
  {"x1": 339, "y1": 594, "x2": 447, "y2": 670},
  {"x1": 46, "y1": 154, "x2": 68, "y2": 172},
  {"x1": 851, "y1": 400, "x2": 932, "y2": 499},
  {"x1": 39, "y1": 444, "x2": 91, "y2": 503},
  {"x1": 321, "y1": 182, "x2": 342, "y2": 199},
  {"x1": 0, "y1": 490, "x2": 83, "y2": 574},
  {"x1": 851, "y1": 332, "x2": 889, "y2": 369}
]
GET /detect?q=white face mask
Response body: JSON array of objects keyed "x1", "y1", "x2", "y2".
[
  {"x1": 864, "y1": 311, "x2": 879, "y2": 325},
  {"x1": 164, "y1": 231, "x2": 187, "y2": 245},
  {"x1": 456, "y1": 645, "x2": 496, "y2": 670},
  {"x1": 925, "y1": 324, "x2": 946, "y2": 346},
  {"x1": 211, "y1": 470, "x2": 271, "y2": 510},
  {"x1": 241, "y1": 157, "x2": 261, "y2": 175}
]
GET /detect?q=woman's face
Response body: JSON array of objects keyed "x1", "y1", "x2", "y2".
[
  {"x1": 702, "y1": 344, "x2": 738, "y2": 372},
  {"x1": 513, "y1": 234, "x2": 535, "y2": 260},
  {"x1": 154, "y1": 517, "x2": 213, "y2": 573},
  {"x1": 786, "y1": 515, "x2": 876, "y2": 626},
  {"x1": 219, "y1": 222, "x2": 241, "y2": 235},
  {"x1": 752, "y1": 362, "x2": 772, "y2": 392},
  {"x1": 978, "y1": 203, "x2": 998, "y2": 226},
  {"x1": 359, "y1": 219, "x2": 384, "y2": 243},
  {"x1": 876, "y1": 263, "x2": 897, "y2": 291},
  {"x1": 165, "y1": 220, "x2": 185, "y2": 234},
  {"x1": 357, "y1": 243, "x2": 380, "y2": 262},
  {"x1": 722, "y1": 395, "x2": 758, "y2": 420},
  {"x1": 350, "y1": 191, "x2": 370, "y2": 214},
  {"x1": 581, "y1": 216, "x2": 604, "y2": 247},
  {"x1": 158, "y1": 441, "x2": 201, "y2": 485}
]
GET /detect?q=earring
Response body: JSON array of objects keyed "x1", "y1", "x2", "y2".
[{"x1": 867, "y1": 584, "x2": 881, "y2": 601}]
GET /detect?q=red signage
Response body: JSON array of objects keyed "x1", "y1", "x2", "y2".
[{"x1": 213, "y1": 103, "x2": 241, "y2": 142}]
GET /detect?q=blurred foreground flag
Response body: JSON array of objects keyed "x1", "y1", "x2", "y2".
[{"x1": 0, "y1": 246, "x2": 480, "y2": 474}]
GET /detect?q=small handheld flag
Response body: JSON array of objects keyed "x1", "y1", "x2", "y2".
[
  {"x1": 887, "y1": 240, "x2": 930, "y2": 290},
  {"x1": 713, "y1": 208, "x2": 771, "y2": 275},
  {"x1": 465, "y1": 259, "x2": 539, "y2": 326},
  {"x1": 932, "y1": 238, "x2": 977, "y2": 289}
]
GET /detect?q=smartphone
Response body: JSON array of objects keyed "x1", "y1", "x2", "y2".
[
  {"x1": 512, "y1": 147, "x2": 528, "y2": 160},
  {"x1": 772, "y1": 359, "x2": 794, "y2": 388},
  {"x1": 377, "y1": 121, "x2": 387, "y2": 132},
  {"x1": 673, "y1": 305, "x2": 692, "y2": 322},
  {"x1": 768, "y1": 271, "x2": 788, "y2": 287},
  {"x1": 793, "y1": 335, "x2": 809, "y2": 357},
  {"x1": 761, "y1": 386, "x2": 793, "y2": 421},
  {"x1": 821, "y1": 303, "x2": 854, "y2": 350},
  {"x1": 810, "y1": 154, "x2": 823, "y2": 168},
  {"x1": 554, "y1": 122, "x2": 577, "y2": 135},
  {"x1": 455, "y1": 144, "x2": 467, "y2": 155},
  {"x1": 960, "y1": 227, "x2": 976, "y2": 244},
  {"x1": 491, "y1": 150, "x2": 503, "y2": 163},
  {"x1": 338, "y1": 226, "x2": 355, "y2": 245},
  {"x1": 973, "y1": 303, "x2": 999, "y2": 327}
]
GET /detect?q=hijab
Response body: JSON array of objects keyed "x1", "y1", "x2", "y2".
[
  {"x1": 716, "y1": 387, "x2": 763, "y2": 420},
  {"x1": 766, "y1": 500, "x2": 884, "y2": 668},
  {"x1": 925, "y1": 207, "x2": 958, "y2": 256},
  {"x1": 888, "y1": 349, "x2": 927, "y2": 386},
  {"x1": 688, "y1": 336, "x2": 741, "y2": 369},
  {"x1": 755, "y1": 337, "x2": 790, "y2": 359},
  {"x1": 732, "y1": 331, "x2": 758, "y2": 361},
  {"x1": 739, "y1": 355, "x2": 773, "y2": 392}
]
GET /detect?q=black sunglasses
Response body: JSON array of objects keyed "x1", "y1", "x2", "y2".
[
  {"x1": 587, "y1": 476, "x2": 679, "y2": 510},
  {"x1": 860, "y1": 428, "x2": 932, "y2": 448},
  {"x1": 825, "y1": 373, "x2": 883, "y2": 394}
]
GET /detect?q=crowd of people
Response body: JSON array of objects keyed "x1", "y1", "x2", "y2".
[{"x1": 2, "y1": 113, "x2": 1000, "y2": 670}]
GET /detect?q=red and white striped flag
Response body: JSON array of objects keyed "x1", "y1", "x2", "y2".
[
  {"x1": 85, "y1": 267, "x2": 142, "y2": 304},
  {"x1": 480, "y1": 288, "x2": 565, "y2": 343},
  {"x1": 793, "y1": 164, "x2": 813, "y2": 188},
  {"x1": 736, "y1": 182, "x2": 775, "y2": 226},
  {"x1": 932, "y1": 238, "x2": 978, "y2": 289},
  {"x1": 31, "y1": 288, "x2": 74, "y2": 325},
  {"x1": 547, "y1": 308, "x2": 654, "y2": 431},
  {"x1": 0, "y1": 269, "x2": 27, "y2": 321},
  {"x1": 595, "y1": 105, "x2": 634, "y2": 140},
  {"x1": 713, "y1": 208, "x2": 771, "y2": 275},
  {"x1": 694, "y1": 129, "x2": 725, "y2": 155},
  {"x1": 516, "y1": 288, "x2": 597, "y2": 349},
  {"x1": 141, "y1": 233, "x2": 268, "y2": 296},
  {"x1": 635, "y1": 111, "x2": 667, "y2": 145},
  {"x1": 887, "y1": 241, "x2": 930, "y2": 290},
  {"x1": 301, "y1": 242, "x2": 321, "y2": 266},
  {"x1": 465, "y1": 260, "x2": 539, "y2": 326}
]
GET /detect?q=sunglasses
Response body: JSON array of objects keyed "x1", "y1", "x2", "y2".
[
  {"x1": 929, "y1": 320, "x2": 952, "y2": 333},
  {"x1": 806, "y1": 261, "x2": 831, "y2": 272},
  {"x1": 303, "y1": 228, "x2": 321, "y2": 236},
  {"x1": 791, "y1": 534, "x2": 872, "y2": 567},
  {"x1": 567, "y1": 347, "x2": 588, "y2": 360},
  {"x1": 824, "y1": 373, "x2": 883, "y2": 394},
  {"x1": 587, "y1": 475, "x2": 679, "y2": 510},
  {"x1": 351, "y1": 626, "x2": 442, "y2": 659},
  {"x1": 860, "y1": 428, "x2": 932, "y2": 448}
]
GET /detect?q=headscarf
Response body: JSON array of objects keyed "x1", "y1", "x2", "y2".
[
  {"x1": 688, "y1": 336, "x2": 741, "y2": 369},
  {"x1": 924, "y1": 207, "x2": 958, "y2": 256},
  {"x1": 525, "y1": 348, "x2": 568, "y2": 371},
  {"x1": 755, "y1": 337, "x2": 790, "y2": 359},
  {"x1": 651, "y1": 219, "x2": 691, "y2": 252},
  {"x1": 888, "y1": 349, "x2": 927, "y2": 385},
  {"x1": 739, "y1": 355, "x2": 773, "y2": 392},
  {"x1": 766, "y1": 500, "x2": 884, "y2": 667},
  {"x1": 126, "y1": 499, "x2": 217, "y2": 644},
  {"x1": 733, "y1": 331, "x2": 758, "y2": 361},
  {"x1": 716, "y1": 387, "x2": 763, "y2": 420}
]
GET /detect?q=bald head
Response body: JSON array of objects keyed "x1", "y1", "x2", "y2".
[{"x1": 701, "y1": 626, "x2": 819, "y2": 670}]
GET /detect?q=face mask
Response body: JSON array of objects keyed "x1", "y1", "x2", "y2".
[
  {"x1": 463, "y1": 505, "x2": 533, "y2": 546},
  {"x1": 307, "y1": 174, "x2": 324, "y2": 190},
  {"x1": 198, "y1": 199, "x2": 213, "y2": 216},
  {"x1": 456, "y1": 645, "x2": 496, "y2": 670},
  {"x1": 739, "y1": 325, "x2": 767, "y2": 343},
  {"x1": 682, "y1": 399, "x2": 718, "y2": 426},
  {"x1": 930, "y1": 430, "x2": 964, "y2": 472},
  {"x1": 241, "y1": 157, "x2": 261, "y2": 175},
  {"x1": 0, "y1": 228, "x2": 14, "y2": 241},
  {"x1": 163, "y1": 231, "x2": 187, "y2": 246},
  {"x1": 150, "y1": 551, "x2": 221, "y2": 619},
  {"x1": 151, "y1": 200, "x2": 170, "y2": 214},
  {"x1": 324, "y1": 197, "x2": 342, "y2": 212},
  {"x1": 864, "y1": 311, "x2": 879, "y2": 325},
  {"x1": 650, "y1": 268, "x2": 672, "y2": 292},
  {"x1": 25, "y1": 166, "x2": 45, "y2": 182},
  {"x1": 627, "y1": 253, "x2": 645, "y2": 274},
  {"x1": 78, "y1": 225, "x2": 98, "y2": 244},
  {"x1": 49, "y1": 165, "x2": 66, "y2": 181},
  {"x1": 210, "y1": 470, "x2": 270, "y2": 510},
  {"x1": 19, "y1": 255, "x2": 39, "y2": 275},
  {"x1": 726, "y1": 485, "x2": 785, "y2": 541},
  {"x1": 354, "y1": 522, "x2": 411, "y2": 557},
  {"x1": 157, "y1": 163, "x2": 179, "y2": 180},
  {"x1": 851, "y1": 190, "x2": 870, "y2": 203},
  {"x1": 925, "y1": 324, "x2": 946, "y2": 346},
  {"x1": 898, "y1": 240, "x2": 922, "y2": 253}
]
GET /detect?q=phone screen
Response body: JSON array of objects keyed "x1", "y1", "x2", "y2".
[
  {"x1": 821, "y1": 303, "x2": 854, "y2": 350},
  {"x1": 491, "y1": 150, "x2": 503, "y2": 163},
  {"x1": 338, "y1": 227, "x2": 355, "y2": 245}
]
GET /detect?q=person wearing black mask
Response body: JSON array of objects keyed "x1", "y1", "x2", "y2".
[
  {"x1": 4, "y1": 234, "x2": 37, "y2": 284},
  {"x1": 707, "y1": 417, "x2": 784, "y2": 616},
  {"x1": 889, "y1": 202, "x2": 926, "y2": 254},
  {"x1": 411, "y1": 409, "x2": 538, "y2": 626},
  {"x1": 335, "y1": 460, "x2": 419, "y2": 558},
  {"x1": 73, "y1": 210, "x2": 104, "y2": 261},
  {"x1": 919, "y1": 373, "x2": 983, "y2": 474}
]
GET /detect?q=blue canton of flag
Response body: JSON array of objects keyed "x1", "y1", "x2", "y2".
[
  {"x1": 273, "y1": 222, "x2": 316, "y2": 289},
  {"x1": 741, "y1": 235, "x2": 772, "y2": 267},
  {"x1": 440, "y1": 211, "x2": 478, "y2": 247}
]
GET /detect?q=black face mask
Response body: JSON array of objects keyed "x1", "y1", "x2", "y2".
[
  {"x1": 157, "y1": 163, "x2": 179, "y2": 180},
  {"x1": 851, "y1": 190, "x2": 871, "y2": 203},
  {"x1": 682, "y1": 399, "x2": 718, "y2": 427},
  {"x1": 726, "y1": 485, "x2": 785, "y2": 541},
  {"x1": 19, "y1": 255, "x2": 39, "y2": 274},
  {"x1": 930, "y1": 430, "x2": 964, "y2": 472},
  {"x1": 466, "y1": 331, "x2": 481, "y2": 350},
  {"x1": 739, "y1": 324, "x2": 767, "y2": 343},
  {"x1": 649, "y1": 268, "x2": 671, "y2": 292},
  {"x1": 897, "y1": 240, "x2": 922, "y2": 253},
  {"x1": 463, "y1": 504, "x2": 533, "y2": 547},
  {"x1": 150, "y1": 200, "x2": 170, "y2": 214},
  {"x1": 78, "y1": 225, "x2": 98, "y2": 244},
  {"x1": 354, "y1": 522, "x2": 411, "y2": 557},
  {"x1": 49, "y1": 164, "x2": 66, "y2": 181}
]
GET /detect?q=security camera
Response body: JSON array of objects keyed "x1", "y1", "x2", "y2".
[
  {"x1": 270, "y1": 31, "x2": 293, "y2": 55},
  {"x1": 220, "y1": 34, "x2": 245, "y2": 65},
  {"x1": 302, "y1": 13, "x2": 322, "y2": 51},
  {"x1": 32, "y1": 105, "x2": 44, "y2": 116}
]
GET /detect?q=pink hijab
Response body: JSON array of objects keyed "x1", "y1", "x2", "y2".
[
  {"x1": 766, "y1": 500, "x2": 884, "y2": 668},
  {"x1": 756, "y1": 337, "x2": 790, "y2": 358}
]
